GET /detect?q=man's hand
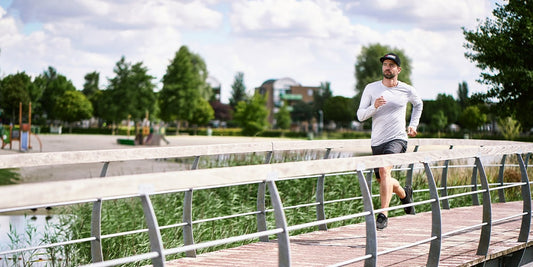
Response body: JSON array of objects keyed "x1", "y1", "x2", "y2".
[
  {"x1": 374, "y1": 96, "x2": 386, "y2": 108},
  {"x1": 407, "y1": 126, "x2": 417, "y2": 137}
]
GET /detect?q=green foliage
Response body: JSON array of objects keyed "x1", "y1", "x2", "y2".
[
  {"x1": 457, "y1": 81, "x2": 469, "y2": 110},
  {"x1": 463, "y1": 0, "x2": 533, "y2": 129},
  {"x1": 233, "y1": 93, "x2": 270, "y2": 136},
  {"x1": 291, "y1": 100, "x2": 313, "y2": 123},
  {"x1": 105, "y1": 56, "x2": 156, "y2": 123},
  {"x1": 190, "y1": 98, "x2": 215, "y2": 126},
  {"x1": 312, "y1": 81, "x2": 333, "y2": 119},
  {"x1": 274, "y1": 103, "x2": 292, "y2": 130},
  {"x1": 0, "y1": 168, "x2": 20, "y2": 185},
  {"x1": 35, "y1": 67, "x2": 77, "y2": 121},
  {"x1": 159, "y1": 46, "x2": 204, "y2": 124},
  {"x1": 323, "y1": 96, "x2": 355, "y2": 128},
  {"x1": 459, "y1": 105, "x2": 487, "y2": 132},
  {"x1": 190, "y1": 52, "x2": 212, "y2": 101},
  {"x1": 55, "y1": 90, "x2": 93, "y2": 124},
  {"x1": 229, "y1": 72, "x2": 247, "y2": 110},
  {"x1": 431, "y1": 110, "x2": 448, "y2": 136},
  {"x1": 0, "y1": 73, "x2": 33, "y2": 120},
  {"x1": 498, "y1": 116, "x2": 521, "y2": 140}
]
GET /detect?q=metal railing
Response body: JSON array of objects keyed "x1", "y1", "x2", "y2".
[{"x1": 0, "y1": 138, "x2": 531, "y2": 266}]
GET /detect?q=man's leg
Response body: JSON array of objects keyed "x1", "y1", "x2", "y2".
[{"x1": 377, "y1": 165, "x2": 406, "y2": 217}]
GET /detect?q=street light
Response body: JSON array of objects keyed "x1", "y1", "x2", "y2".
[{"x1": 318, "y1": 110, "x2": 323, "y2": 135}]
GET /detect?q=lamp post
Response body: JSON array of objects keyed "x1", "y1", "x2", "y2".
[{"x1": 318, "y1": 110, "x2": 323, "y2": 135}]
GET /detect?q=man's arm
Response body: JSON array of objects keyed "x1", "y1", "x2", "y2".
[
  {"x1": 357, "y1": 89, "x2": 379, "y2": 122},
  {"x1": 407, "y1": 90, "x2": 423, "y2": 136}
]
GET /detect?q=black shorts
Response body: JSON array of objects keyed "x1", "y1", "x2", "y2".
[{"x1": 371, "y1": 139, "x2": 407, "y2": 179}]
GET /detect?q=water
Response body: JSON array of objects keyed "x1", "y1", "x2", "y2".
[{"x1": 0, "y1": 214, "x2": 61, "y2": 266}]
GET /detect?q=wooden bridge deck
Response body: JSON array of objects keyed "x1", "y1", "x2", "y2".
[{"x1": 166, "y1": 201, "x2": 532, "y2": 267}]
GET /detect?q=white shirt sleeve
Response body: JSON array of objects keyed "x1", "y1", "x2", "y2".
[{"x1": 357, "y1": 85, "x2": 377, "y2": 122}]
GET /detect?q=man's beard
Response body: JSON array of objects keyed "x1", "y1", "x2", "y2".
[{"x1": 383, "y1": 72, "x2": 396, "y2": 79}]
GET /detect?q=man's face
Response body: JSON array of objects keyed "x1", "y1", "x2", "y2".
[{"x1": 382, "y1": 59, "x2": 401, "y2": 79}]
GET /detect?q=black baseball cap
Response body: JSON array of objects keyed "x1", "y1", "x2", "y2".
[{"x1": 380, "y1": 53, "x2": 401, "y2": 67}]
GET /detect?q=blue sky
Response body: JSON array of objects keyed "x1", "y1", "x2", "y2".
[{"x1": 0, "y1": 0, "x2": 500, "y2": 102}]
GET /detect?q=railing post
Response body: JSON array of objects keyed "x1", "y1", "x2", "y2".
[
  {"x1": 440, "y1": 145, "x2": 453, "y2": 209},
  {"x1": 316, "y1": 148, "x2": 332, "y2": 231},
  {"x1": 90, "y1": 199, "x2": 103, "y2": 263},
  {"x1": 471, "y1": 163, "x2": 480, "y2": 206},
  {"x1": 365, "y1": 169, "x2": 373, "y2": 190},
  {"x1": 357, "y1": 169, "x2": 377, "y2": 267},
  {"x1": 405, "y1": 145, "x2": 419, "y2": 187},
  {"x1": 183, "y1": 156, "x2": 200, "y2": 257},
  {"x1": 257, "y1": 151, "x2": 273, "y2": 242},
  {"x1": 91, "y1": 161, "x2": 109, "y2": 263},
  {"x1": 423, "y1": 162, "x2": 442, "y2": 267},
  {"x1": 497, "y1": 154, "x2": 507, "y2": 203},
  {"x1": 140, "y1": 193, "x2": 165, "y2": 266},
  {"x1": 517, "y1": 153, "x2": 531, "y2": 242},
  {"x1": 267, "y1": 177, "x2": 291, "y2": 267},
  {"x1": 183, "y1": 189, "x2": 195, "y2": 257},
  {"x1": 475, "y1": 157, "x2": 492, "y2": 256}
]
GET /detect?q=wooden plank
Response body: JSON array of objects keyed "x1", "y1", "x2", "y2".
[{"x1": 166, "y1": 202, "x2": 533, "y2": 267}]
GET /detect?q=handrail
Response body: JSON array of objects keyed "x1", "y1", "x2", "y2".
[{"x1": 0, "y1": 139, "x2": 532, "y2": 267}]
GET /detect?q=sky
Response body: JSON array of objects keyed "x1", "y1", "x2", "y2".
[{"x1": 0, "y1": 0, "x2": 501, "y2": 103}]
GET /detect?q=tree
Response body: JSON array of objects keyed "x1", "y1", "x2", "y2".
[
  {"x1": 313, "y1": 81, "x2": 332, "y2": 117},
  {"x1": 431, "y1": 110, "x2": 448, "y2": 137},
  {"x1": 0, "y1": 72, "x2": 33, "y2": 122},
  {"x1": 274, "y1": 103, "x2": 291, "y2": 130},
  {"x1": 457, "y1": 81, "x2": 469, "y2": 110},
  {"x1": 233, "y1": 93, "x2": 269, "y2": 136},
  {"x1": 190, "y1": 52, "x2": 212, "y2": 101},
  {"x1": 159, "y1": 46, "x2": 203, "y2": 127},
  {"x1": 55, "y1": 90, "x2": 93, "y2": 132},
  {"x1": 106, "y1": 56, "x2": 156, "y2": 125},
  {"x1": 459, "y1": 106, "x2": 487, "y2": 132},
  {"x1": 189, "y1": 98, "x2": 214, "y2": 133},
  {"x1": 82, "y1": 71, "x2": 102, "y2": 123},
  {"x1": 355, "y1": 44, "x2": 412, "y2": 99},
  {"x1": 229, "y1": 72, "x2": 247, "y2": 110},
  {"x1": 82, "y1": 71, "x2": 100, "y2": 98},
  {"x1": 291, "y1": 100, "x2": 314, "y2": 123},
  {"x1": 434, "y1": 94, "x2": 460, "y2": 125},
  {"x1": 35, "y1": 66, "x2": 76, "y2": 121},
  {"x1": 497, "y1": 116, "x2": 521, "y2": 140},
  {"x1": 463, "y1": 0, "x2": 533, "y2": 129},
  {"x1": 323, "y1": 96, "x2": 356, "y2": 129}
]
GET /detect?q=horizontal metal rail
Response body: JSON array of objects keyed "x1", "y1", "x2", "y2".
[{"x1": 0, "y1": 139, "x2": 531, "y2": 267}]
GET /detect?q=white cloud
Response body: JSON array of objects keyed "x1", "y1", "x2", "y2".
[
  {"x1": 231, "y1": 0, "x2": 352, "y2": 39},
  {"x1": 0, "y1": 0, "x2": 497, "y2": 103}
]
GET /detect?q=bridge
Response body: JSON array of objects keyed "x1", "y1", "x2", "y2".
[{"x1": 0, "y1": 138, "x2": 532, "y2": 266}]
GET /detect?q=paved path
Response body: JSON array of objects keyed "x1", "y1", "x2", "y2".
[{"x1": 167, "y1": 201, "x2": 531, "y2": 267}]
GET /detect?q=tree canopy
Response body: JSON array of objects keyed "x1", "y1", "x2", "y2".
[
  {"x1": 159, "y1": 46, "x2": 207, "y2": 124},
  {"x1": 463, "y1": 0, "x2": 533, "y2": 129},
  {"x1": 229, "y1": 72, "x2": 247, "y2": 110},
  {"x1": 234, "y1": 93, "x2": 269, "y2": 136},
  {"x1": 105, "y1": 56, "x2": 156, "y2": 123},
  {"x1": 0, "y1": 72, "x2": 34, "y2": 121}
]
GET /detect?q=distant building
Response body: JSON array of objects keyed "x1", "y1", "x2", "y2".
[{"x1": 255, "y1": 77, "x2": 319, "y2": 125}]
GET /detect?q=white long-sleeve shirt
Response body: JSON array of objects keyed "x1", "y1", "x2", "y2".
[{"x1": 357, "y1": 80, "x2": 423, "y2": 146}]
